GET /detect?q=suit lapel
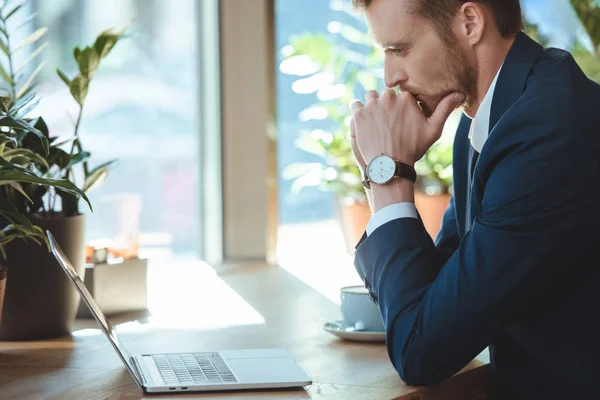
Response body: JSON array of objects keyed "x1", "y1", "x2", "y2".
[
  {"x1": 459, "y1": 33, "x2": 544, "y2": 235},
  {"x1": 489, "y1": 33, "x2": 544, "y2": 135}
]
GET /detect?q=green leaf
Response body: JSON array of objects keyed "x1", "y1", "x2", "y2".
[
  {"x1": 69, "y1": 74, "x2": 89, "y2": 105},
  {"x1": 10, "y1": 91, "x2": 34, "y2": 111},
  {"x1": 47, "y1": 147, "x2": 70, "y2": 169},
  {"x1": 0, "y1": 115, "x2": 40, "y2": 134},
  {"x1": 0, "y1": 24, "x2": 8, "y2": 40},
  {"x1": 0, "y1": 61, "x2": 11, "y2": 84},
  {"x1": 16, "y1": 60, "x2": 44, "y2": 98},
  {"x1": 0, "y1": 38, "x2": 9, "y2": 57},
  {"x1": 51, "y1": 135, "x2": 76, "y2": 147},
  {"x1": 64, "y1": 151, "x2": 90, "y2": 170},
  {"x1": 75, "y1": 46, "x2": 99, "y2": 78},
  {"x1": 93, "y1": 22, "x2": 130, "y2": 59},
  {"x1": 14, "y1": 41, "x2": 47, "y2": 75},
  {"x1": 2, "y1": 148, "x2": 49, "y2": 169},
  {"x1": 0, "y1": 168, "x2": 92, "y2": 211},
  {"x1": 0, "y1": 223, "x2": 47, "y2": 249},
  {"x1": 73, "y1": 46, "x2": 81, "y2": 62},
  {"x1": 86, "y1": 159, "x2": 116, "y2": 177},
  {"x1": 13, "y1": 26, "x2": 47, "y2": 51},
  {"x1": 56, "y1": 67, "x2": 70, "y2": 86},
  {"x1": 5, "y1": 4, "x2": 23, "y2": 20},
  {"x1": 17, "y1": 97, "x2": 39, "y2": 117},
  {"x1": 0, "y1": 134, "x2": 16, "y2": 149},
  {"x1": 2, "y1": 180, "x2": 33, "y2": 202},
  {"x1": 32, "y1": 116, "x2": 49, "y2": 137},
  {"x1": 83, "y1": 160, "x2": 116, "y2": 192},
  {"x1": 0, "y1": 115, "x2": 47, "y2": 154}
]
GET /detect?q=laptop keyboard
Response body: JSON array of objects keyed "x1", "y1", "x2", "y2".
[{"x1": 153, "y1": 353, "x2": 238, "y2": 385}]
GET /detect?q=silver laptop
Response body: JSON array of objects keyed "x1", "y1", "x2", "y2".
[{"x1": 47, "y1": 230, "x2": 312, "y2": 394}]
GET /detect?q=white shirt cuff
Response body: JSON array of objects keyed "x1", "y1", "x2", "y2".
[{"x1": 366, "y1": 202, "x2": 418, "y2": 236}]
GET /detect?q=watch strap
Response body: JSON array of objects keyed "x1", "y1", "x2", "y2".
[{"x1": 395, "y1": 161, "x2": 417, "y2": 183}]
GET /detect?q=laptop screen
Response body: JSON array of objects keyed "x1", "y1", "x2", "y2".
[{"x1": 46, "y1": 231, "x2": 143, "y2": 390}]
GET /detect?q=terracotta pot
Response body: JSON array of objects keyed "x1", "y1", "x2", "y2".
[
  {"x1": 0, "y1": 265, "x2": 6, "y2": 329},
  {"x1": 0, "y1": 214, "x2": 86, "y2": 340},
  {"x1": 337, "y1": 197, "x2": 371, "y2": 254},
  {"x1": 414, "y1": 192, "x2": 451, "y2": 240}
]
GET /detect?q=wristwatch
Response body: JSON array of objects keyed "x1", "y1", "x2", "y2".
[{"x1": 362, "y1": 154, "x2": 417, "y2": 189}]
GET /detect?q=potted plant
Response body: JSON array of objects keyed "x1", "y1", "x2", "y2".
[
  {"x1": 0, "y1": 119, "x2": 89, "y2": 330},
  {"x1": 0, "y1": 2, "x2": 129, "y2": 340}
]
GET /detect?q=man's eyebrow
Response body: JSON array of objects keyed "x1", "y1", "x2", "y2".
[{"x1": 373, "y1": 39, "x2": 411, "y2": 50}]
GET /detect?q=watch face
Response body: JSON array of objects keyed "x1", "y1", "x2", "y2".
[{"x1": 367, "y1": 155, "x2": 395, "y2": 184}]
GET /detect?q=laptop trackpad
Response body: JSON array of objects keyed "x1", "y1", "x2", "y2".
[{"x1": 227, "y1": 358, "x2": 304, "y2": 383}]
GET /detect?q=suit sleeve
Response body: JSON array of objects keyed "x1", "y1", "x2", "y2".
[
  {"x1": 433, "y1": 195, "x2": 460, "y2": 263},
  {"x1": 354, "y1": 113, "x2": 594, "y2": 385}
]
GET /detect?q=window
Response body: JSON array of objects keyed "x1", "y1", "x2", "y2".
[{"x1": 22, "y1": 0, "x2": 201, "y2": 258}]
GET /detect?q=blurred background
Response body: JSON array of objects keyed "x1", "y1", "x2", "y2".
[
  {"x1": 9, "y1": 0, "x2": 600, "y2": 272},
  {"x1": 14, "y1": 0, "x2": 201, "y2": 258},
  {"x1": 1, "y1": 0, "x2": 600, "y2": 337}
]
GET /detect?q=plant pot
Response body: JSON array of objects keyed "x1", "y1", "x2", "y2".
[
  {"x1": 0, "y1": 265, "x2": 7, "y2": 329},
  {"x1": 414, "y1": 192, "x2": 451, "y2": 240},
  {"x1": 0, "y1": 213, "x2": 86, "y2": 341},
  {"x1": 337, "y1": 197, "x2": 371, "y2": 254}
]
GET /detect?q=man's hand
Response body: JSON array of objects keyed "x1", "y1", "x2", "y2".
[
  {"x1": 349, "y1": 118, "x2": 366, "y2": 173},
  {"x1": 350, "y1": 89, "x2": 464, "y2": 166}
]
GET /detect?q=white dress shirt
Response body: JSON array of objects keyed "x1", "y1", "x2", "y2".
[{"x1": 365, "y1": 66, "x2": 503, "y2": 236}]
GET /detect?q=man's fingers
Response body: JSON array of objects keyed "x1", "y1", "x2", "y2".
[
  {"x1": 381, "y1": 88, "x2": 397, "y2": 100},
  {"x1": 429, "y1": 92, "x2": 465, "y2": 129},
  {"x1": 349, "y1": 117, "x2": 357, "y2": 138},
  {"x1": 365, "y1": 90, "x2": 379, "y2": 104},
  {"x1": 350, "y1": 100, "x2": 365, "y2": 113},
  {"x1": 349, "y1": 119, "x2": 366, "y2": 168}
]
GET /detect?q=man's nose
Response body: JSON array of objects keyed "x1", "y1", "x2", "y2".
[{"x1": 384, "y1": 58, "x2": 408, "y2": 88}]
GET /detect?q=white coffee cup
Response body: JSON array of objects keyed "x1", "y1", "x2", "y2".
[{"x1": 340, "y1": 285, "x2": 385, "y2": 332}]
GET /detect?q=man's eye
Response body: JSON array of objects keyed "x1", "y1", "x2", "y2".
[{"x1": 387, "y1": 48, "x2": 404, "y2": 55}]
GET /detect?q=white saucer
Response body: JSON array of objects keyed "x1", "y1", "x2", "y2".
[{"x1": 323, "y1": 320, "x2": 386, "y2": 343}]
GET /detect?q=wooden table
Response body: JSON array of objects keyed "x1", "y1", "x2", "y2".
[{"x1": 0, "y1": 263, "x2": 491, "y2": 399}]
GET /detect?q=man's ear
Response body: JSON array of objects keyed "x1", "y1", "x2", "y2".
[{"x1": 455, "y1": 1, "x2": 486, "y2": 45}]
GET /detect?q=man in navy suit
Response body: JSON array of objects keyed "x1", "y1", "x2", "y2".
[{"x1": 349, "y1": 0, "x2": 600, "y2": 398}]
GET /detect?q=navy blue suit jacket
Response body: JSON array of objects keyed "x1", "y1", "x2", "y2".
[{"x1": 354, "y1": 33, "x2": 600, "y2": 399}]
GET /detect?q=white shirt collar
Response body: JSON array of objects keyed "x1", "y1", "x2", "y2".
[{"x1": 467, "y1": 64, "x2": 503, "y2": 153}]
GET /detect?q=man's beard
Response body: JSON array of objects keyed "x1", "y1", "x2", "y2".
[{"x1": 415, "y1": 39, "x2": 476, "y2": 117}]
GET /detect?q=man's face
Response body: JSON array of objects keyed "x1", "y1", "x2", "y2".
[{"x1": 366, "y1": 0, "x2": 476, "y2": 116}]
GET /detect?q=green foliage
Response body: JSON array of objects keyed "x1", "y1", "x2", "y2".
[
  {"x1": 571, "y1": 0, "x2": 600, "y2": 53},
  {"x1": 525, "y1": 3, "x2": 600, "y2": 83},
  {"x1": 414, "y1": 141, "x2": 453, "y2": 194},
  {"x1": 0, "y1": 0, "x2": 129, "y2": 262},
  {"x1": 57, "y1": 23, "x2": 129, "y2": 107},
  {"x1": 53, "y1": 22, "x2": 130, "y2": 215}
]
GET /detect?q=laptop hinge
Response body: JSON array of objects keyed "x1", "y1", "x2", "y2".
[{"x1": 131, "y1": 357, "x2": 148, "y2": 385}]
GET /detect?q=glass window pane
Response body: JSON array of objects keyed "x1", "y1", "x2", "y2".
[{"x1": 21, "y1": 0, "x2": 200, "y2": 258}]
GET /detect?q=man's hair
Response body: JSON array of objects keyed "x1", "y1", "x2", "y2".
[{"x1": 352, "y1": 0, "x2": 523, "y2": 40}]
